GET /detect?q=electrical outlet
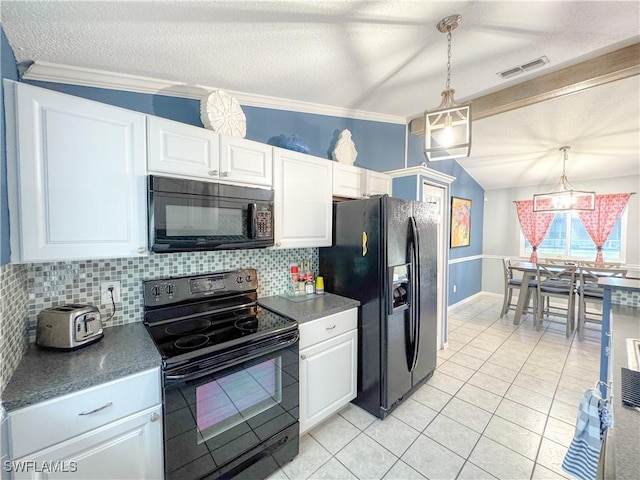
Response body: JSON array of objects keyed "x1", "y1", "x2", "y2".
[
  {"x1": 453, "y1": 284, "x2": 457, "y2": 293},
  {"x1": 101, "y1": 281, "x2": 121, "y2": 304}
]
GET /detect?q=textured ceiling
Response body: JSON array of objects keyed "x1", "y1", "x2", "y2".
[{"x1": 2, "y1": 0, "x2": 639, "y2": 189}]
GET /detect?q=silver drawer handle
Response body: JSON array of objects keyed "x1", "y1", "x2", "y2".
[
  {"x1": 78, "y1": 402, "x2": 113, "y2": 416},
  {"x1": 223, "y1": 171, "x2": 230, "y2": 177},
  {"x1": 150, "y1": 412, "x2": 160, "y2": 422},
  {"x1": 208, "y1": 170, "x2": 219, "y2": 176},
  {"x1": 326, "y1": 325, "x2": 337, "y2": 330},
  {"x1": 301, "y1": 354, "x2": 307, "y2": 360}
]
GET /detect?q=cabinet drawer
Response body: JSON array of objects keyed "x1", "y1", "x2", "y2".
[
  {"x1": 299, "y1": 308, "x2": 357, "y2": 350},
  {"x1": 9, "y1": 368, "x2": 160, "y2": 459}
]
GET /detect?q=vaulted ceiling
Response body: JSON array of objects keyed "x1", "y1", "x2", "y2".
[{"x1": 2, "y1": 0, "x2": 639, "y2": 190}]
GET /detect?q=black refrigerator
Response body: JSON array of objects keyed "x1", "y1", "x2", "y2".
[{"x1": 319, "y1": 195, "x2": 437, "y2": 419}]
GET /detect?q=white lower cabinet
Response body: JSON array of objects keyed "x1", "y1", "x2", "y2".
[
  {"x1": 12, "y1": 406, "x2": 163, "y2": 480},
  {"x1": 7, "y1": 368, "x2": 163, "y2": 480},
  {"x1": 299, "y1": 309, "x2": 358, "y2": 434}
]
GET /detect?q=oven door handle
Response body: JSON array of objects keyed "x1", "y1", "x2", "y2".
[{"x1": 164, "y1": 333, "x2": 299, "y2": 383}]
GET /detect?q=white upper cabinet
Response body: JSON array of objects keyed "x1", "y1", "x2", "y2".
[
  {"x1": 147, "y1": 115, "x2": 272, "y2": 187},
  {"x1": 6, "y1": 81, "x2": 148, "y2": 262},
  {"x1": 219, "y1": 135, "x2": 273, "y2": 187},
  {"x1": 273, "y1": 148, "x2": 333, "y2": 248},
  {"x1": 333, "y1": 163, "x2": 391, "y2": 199},
  {"x1": 365, "y1": 169, "x2": 392, "y2": 196},
  {"x1": 147, "y1": 115, "x2": 220, "y2": 179}
]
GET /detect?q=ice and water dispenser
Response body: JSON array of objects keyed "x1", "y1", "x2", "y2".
[{"x1": 389, "y1": 264, "x2": 411, "y2": 313}]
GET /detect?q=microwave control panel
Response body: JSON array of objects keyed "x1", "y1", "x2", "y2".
[{"x1": 256, "y1": 210, "x2": 272, "y2": 238}]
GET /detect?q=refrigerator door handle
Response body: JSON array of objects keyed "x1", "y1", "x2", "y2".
[{"x1": 409, "y1": 216, "x2": 421, "y2": 373}]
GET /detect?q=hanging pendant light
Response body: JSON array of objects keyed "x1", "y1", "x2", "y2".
[
  {"x1": 533, "y1": 146, "x2": 596, "y2": 212},
  {"x1": 424, "y1": 14, "x2": 472, "y2": 161}
]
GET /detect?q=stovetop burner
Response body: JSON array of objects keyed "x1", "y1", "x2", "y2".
[
  {"x1": 234, "y1": 317, "x2": 259, "y2": 332},
  {"x1": 165, "y1": 318, "x2": 212, "y2": 336},
  {"x1": 175, "y1": 334, "x2": 210, "y2": 350}
]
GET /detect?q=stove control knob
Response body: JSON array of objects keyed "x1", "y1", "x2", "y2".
[
  {"x1": 236, "y1": 276, "x2": 243, "y2": 283},
  {"x1": 165, "y1": 284, "x2": 175, "y2": 295},
  {"x1": 245, "y1": 275, "x2": 252, "y2": 283},
  {"x1": 151, "y1": 285, "x2": 162, "y2": 297}
]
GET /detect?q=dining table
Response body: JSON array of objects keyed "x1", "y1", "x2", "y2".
[{"x1": 508, "y1": 261, "x2": 637, "y2": 326}]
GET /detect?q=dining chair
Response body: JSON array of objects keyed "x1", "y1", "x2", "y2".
[
  {"x1": 500, "y1": 257, "x2": 535, "y2": 318},
  {"x1": 544, "y1": 258, "x2": 578, "y2": 266},
  {"x1": 576, "y1": 266, "x2": 627, "y2": 340},
  {"x1": 578, "y1": 260, "x2": 622, "y2": 269},
  {"x1": 534, "y1": 263, "x2": 577, "y2": 337}
]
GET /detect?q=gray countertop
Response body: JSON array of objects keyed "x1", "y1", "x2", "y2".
[
  {"x1": 258, "y1": 293, "x2": 360, "y2": 324},
  {"x1": 1, "y1": 322, "x2": 161, "y2": 412},
  {"x1": 606, "y1": 305, "x2": 640, "y2": 479}
]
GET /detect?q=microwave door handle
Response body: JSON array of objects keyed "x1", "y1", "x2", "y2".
[{"x1": 247, "y1": 203, "x2": 257, "y2": 239}]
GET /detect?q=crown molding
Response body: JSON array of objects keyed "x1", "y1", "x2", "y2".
[
  {"x1": 385, "y1": 165, "x2": 456, "y2": 185},
  {"x1": 22, "y1": 61, "x2": 407, "y2": 125}
]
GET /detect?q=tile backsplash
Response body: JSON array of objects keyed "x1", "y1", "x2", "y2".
[
  {"x1": 23, "y1": 248, "x2": 318, "y2": 343},
  {"x1": 0, "y1": 263, "x2": 28, "y2": 393}
]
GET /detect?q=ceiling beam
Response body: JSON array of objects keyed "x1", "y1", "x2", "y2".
[{"x1": 410, "y1": 42, "x2": 640, "y2": 136}]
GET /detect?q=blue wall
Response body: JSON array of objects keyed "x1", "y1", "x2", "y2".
[{"x1": 1, "y1": 28, "x2": 19, "y2": 266}]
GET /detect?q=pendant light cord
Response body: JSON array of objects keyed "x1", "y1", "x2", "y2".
[{"x1": 445, "y1": 28, "x2": 452, "y2": 91}]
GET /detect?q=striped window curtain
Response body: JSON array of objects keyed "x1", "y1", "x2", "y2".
[
  {"x1": 577, "y1": 193, "x2": 631, "y2": 266},
  {"x1": 515, "y1": 200, "x2": 555, "y2": 263}
]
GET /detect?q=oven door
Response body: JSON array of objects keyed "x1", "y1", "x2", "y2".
[
  {"x1": 163, "y1": 333, "x2": 299, "y2": 480},
  {"x1": 149, "y1": 177, "x2": 274, "y2": 252}
]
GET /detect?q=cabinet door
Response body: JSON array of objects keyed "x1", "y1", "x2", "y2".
[
  {"x1": 273, "y1": 149, "x2": 332, "y2": 248},
  {"x1": 220, "y1": 136, "x2": 273, "y2": 187},
  {"x1": 13, "y1": 83, "x2": 147, "y2": 261},
  {"x1": 365, "y1": 170, "x2": 392, "y2": 196},
  {"x1": 332, "y1": 163, "x2": 364, "y2": 199},
  {"x1": 11, "y1": 406, "x2": 163, "y2": 480},
  {"x1": 299, "y1": 329, "x2": 357, "y2": 434},
  {"x1": 147, "y1": 115, "x2": 220, "y2": 179}
]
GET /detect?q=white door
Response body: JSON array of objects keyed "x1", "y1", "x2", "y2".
[
  {"x1": 219, "y1": 136, "x2": 273, "y2": 187},
  {"x1": 422, "y1": 183, "x2": 447, "y2": 349},
  {"x1": 272, "y1": 149, "x2": 332, "y2": 248},
  {"x1": 365, "y1": 170, "x2": 392, "y2": 197},
  {"x1": 14, "y1": 82, "x2": 147, "y2": 261},
  {"x1": 12, "y1": 406, "x2": 163, "y2": 480},
  {"x1": 147, "y1": 115, "x2": 220, "y2": 179},
  {"x1": 299, "y1": 330, "x2": 357, "y2": 434}
]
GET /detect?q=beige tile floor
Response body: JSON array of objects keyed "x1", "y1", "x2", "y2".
[{"x1": 269, "y1": 293, "x2": 605, "y2": 480}]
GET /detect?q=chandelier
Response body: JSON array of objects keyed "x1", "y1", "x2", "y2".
[
  {"x1": 424, "y1": 14, "x2": 472, "y2": 161},
  {"x1": 533, "y1": 146, "x2": 596, "y2": 212}
]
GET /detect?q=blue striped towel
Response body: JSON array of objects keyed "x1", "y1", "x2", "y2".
[{"x1": 561, "y1": 388, "x2": 604, "y2": 480}]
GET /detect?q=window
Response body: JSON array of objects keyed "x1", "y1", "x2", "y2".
[{"x1": 521, "y1": 210, "x2": 625, "y2": 261}]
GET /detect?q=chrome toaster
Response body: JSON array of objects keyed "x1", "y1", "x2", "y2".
[{"x1": 36, "y1": 304, "x2": 104, "y2": 350}]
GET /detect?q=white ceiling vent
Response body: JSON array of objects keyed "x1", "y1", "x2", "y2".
[{"x1": 497, "y1": 56, "x2": 550, "y2": 79}]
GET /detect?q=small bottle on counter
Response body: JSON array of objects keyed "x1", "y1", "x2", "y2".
[
  {"x1": 290, "y1": 264, "x2": 300, "y2": 295},
  {"x1": 304, "y1": 279, "x2": 315, "y2": 295},
  {"x1": 315, "y1": 276, "x2": 324, "y2": 295}
]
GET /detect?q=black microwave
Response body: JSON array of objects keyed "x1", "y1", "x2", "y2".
[{"x1": 148, "y1": 176, "x2": 274, "y2": 252}]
